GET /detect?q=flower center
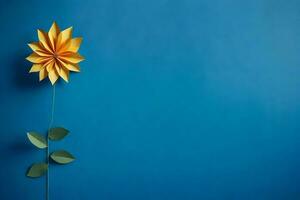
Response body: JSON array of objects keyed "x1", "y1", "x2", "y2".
[{"x1": 53, "y1": 53, "x2": 59, "y2": 59}]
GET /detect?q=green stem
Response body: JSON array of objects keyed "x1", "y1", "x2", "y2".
[{"x1": 47, "y1": 85, "x2": 56, "y2": 200}]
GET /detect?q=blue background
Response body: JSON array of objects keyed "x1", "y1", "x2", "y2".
[{"x1": 0, "y1": 0, "x2": 300, "y2": 199}]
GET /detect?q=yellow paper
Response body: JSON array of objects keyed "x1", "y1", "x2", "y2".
[{"x1": 26, "y1": 22, "x2": 84, "y2": 85}]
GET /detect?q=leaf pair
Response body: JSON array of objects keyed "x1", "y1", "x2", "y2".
[
  {"x1": 26, "y1": 127, "x2": 75, "y2": 178},
  {"x1": 27, "y1": 151, "x2": 75, "y2": 178},
  {"x1": 27, "y1": 127, "x2": 69, "y2": 149}
]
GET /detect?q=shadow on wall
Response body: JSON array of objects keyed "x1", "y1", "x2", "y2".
[
  {"x1": 4, "y1": 48, "x2": 49, "y2": 177},
  {"x1": 8, "y1": 134, "x2": 36, "y2": 162},
  {"x1": 11, "y1": 50, "x2": 48, "y2": 90},
  {"x1": 0, "y1": 133, "x2": 37, "y2": 174},
  {"x1": 7, "y1": 47, "x2": 65, "y2": 162}
]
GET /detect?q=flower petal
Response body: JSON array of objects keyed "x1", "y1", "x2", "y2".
[
  {"x1": 39, "y1": 68, "x2": 48, "y2": 81},
  {"x1": 38, "y1": 29, "x2": 53, "y2": 53},
  {"x1": 36, "y1": 51, "x2": 52, "y2": 57},
  {"x1": 65, "y1": 63, "x2": 80, "y2": 72},
  {"x1": 60, "y1": 53, "x2": 84, "y2": 64},
  {"x1": 58, "y1": 66, "x2": 69, "y2": 82},
  {"x1": 63, "y1": 37, "x2": 82, "y2": 53},
  {"x1": 53, "y1": 62, "x2": 60, "y2": 72},
  {"x1": 26, "y1": 53, "x2": 49, "y2": 63},
  {"x1": 48, "y1": 69, "x2": 59, "y2": 85},
  {"x1": 56, "y1": 27, "x2": 72, "y2": 51},
  {"x1": 46, "y1": 61, "x2": 55, "y2": 72},
  {"x1": 48, "y1": 22, "x2": 60, "y2": 50},
  {"x1": 28, "y1": 43, "x2": 52, "y2": 56},
  {"x1": 54, "y1": 61, "x2": 69, "y2": 82},
  {"x1": 28, "y1": 42, "x2": 44, "y2": 52},
  {"x1": 29, "y1": 64, "x2": 43, "y2": 73}
]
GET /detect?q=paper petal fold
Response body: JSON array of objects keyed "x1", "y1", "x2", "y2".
[
  {"x1": 58, "y1": 67, "x2": 69, "y2": 82},
  {"x1": 48, "y1": 21, "x2": 60, "y2": 50},
  {"x1": 64, "y1": 37, "x2": 82, "y2": 52},
  {"x1": 29, "y1": 64, "x2": 43, "y2": 73},
  {"x1": 65, "y1": 63, "x2": 80, "y2": 72},
  {"x1": 48, "y1": 69, "x2": 59, "y2": 85},
  {"x1": 39, "y1": 68, "x2": 48, "y2": 81},
  {"x1": 37, "y1": 30, "x2": 52, "y2": 53},
  {"x1": 56, "y1": 27, "x2": 72, "y2": 50},
  {"x1": 28, "y1": 43, "x2": 50, "y2": 56},
  {"x1": 26, "y1": 53, "x2": 49, "y2": 63},
  {"x1": 60, "y1": 53, "x2": 84, "y2": 64}
]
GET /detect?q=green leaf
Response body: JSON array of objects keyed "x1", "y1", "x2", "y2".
[
  {"x1": 48, "y1": 127, "x2": 69, "y2": 141},
  {"x1": 27, "y1": 132, "x2": 47, "y2": 149},
  {"x1": 27, "y1": 163, "x2": 48, "y2": 178},
  {"x1": 50, "y1": 150, "x2": 75, "y2": 164}
]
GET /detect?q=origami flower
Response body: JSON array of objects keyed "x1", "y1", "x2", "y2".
[{"x1": 26, "y1": 22, "x2": 84, "y2": 85}]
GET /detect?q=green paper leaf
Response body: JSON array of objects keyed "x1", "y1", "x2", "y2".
[
  {"x1": 50, "y1": 150, "x2": 75, "y2": 164},
  {"x1": 27, "y1": 163, "x2": 48, "y2": 178},
  {"x1": 48, "y1": 127, "x2": 69, "y2": 141},
  {"x1": 27, "y1": 132, "x2": 47, "y2": 149}
]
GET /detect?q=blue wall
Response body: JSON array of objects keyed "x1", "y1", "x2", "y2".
[{"x1": 1, "y1": 0, "x2": 300, "y2": 199}]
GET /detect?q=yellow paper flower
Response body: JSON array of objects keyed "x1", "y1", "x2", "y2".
[{"x1": 26, "y1": 22, "x2": 84, "y2": 85}]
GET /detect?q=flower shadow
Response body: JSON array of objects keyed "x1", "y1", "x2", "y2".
[
  {"x1": 1, "y1": 135, "x2": 36, "y2": 165},
  {"x1": 12, "y1": 50, "x2": 48, "y2": 90},
  {"x1": 10, "y1": 140, "x2": 35, "y2": 154}
]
